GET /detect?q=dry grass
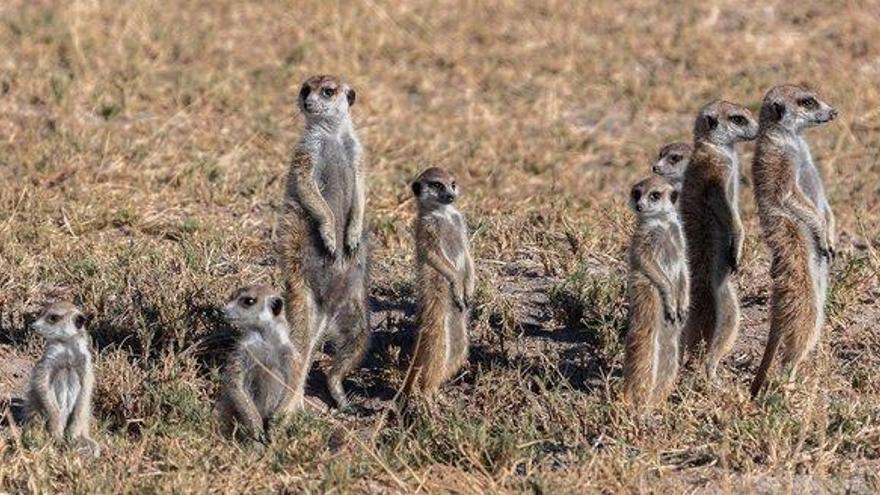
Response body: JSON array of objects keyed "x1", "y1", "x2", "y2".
[{"x1": 1, "y1": 0, "x2": 879, "y2": 492}]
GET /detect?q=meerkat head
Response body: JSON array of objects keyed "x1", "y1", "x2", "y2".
[
  {"x1": 297, "y1": 75, "x2": 356, "y2": 124},
  {"x1": 224, "y1": 285, "x2": 286, "y2": 330},
  {"x1": 630, "y1": 176, "x2": 678, "y2": 220},
  {"x1": 32, "y1": 302, "x2": 86, "y2": 341},
  {"x1": 759, "y1": 84, "x2": 837, "y2": 132},
  {"x1": 652, "y1": 142, "x2": 692, "y2": 184},
  {"x1": 411, "y1": 167, "x2": 459, "y2": 211},
  {"x1": 694, "y1": 100, "x2": 758, "y2": 145}
]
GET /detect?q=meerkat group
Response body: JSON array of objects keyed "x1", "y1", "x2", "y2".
[
  {"x1": 13, "y1": 78, "x2": 839, "y2": 453},
  {"x1": 625, "y1": 84, "x2": 838, "y2": 408}
]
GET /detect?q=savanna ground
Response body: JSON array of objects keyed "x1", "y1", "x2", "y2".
[{"x1": 1, "y1": 0, "x2": 879, "y2": 493}]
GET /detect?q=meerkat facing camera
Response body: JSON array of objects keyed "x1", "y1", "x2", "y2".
[
  {"x1": 623, "y1": 176, "x2": 689, "y2": 407},
  {"x1": 651, "y1": 141, "x2": 693, "y2": 193},
  {"x1": 403, "y1": 167, "x2": 476, "y2": 398},
  {"x1": 750, "y1": 84, "x2": 838, "y2": 397},
  {"x1": 277, "y1": 74, "x2": 370, "y2": 411},
  {"x1": 216, "y1": 285, "x2": 297, "y2": 442},
  {"x1": 26, "y1": 302, "x2": 100, "y2": 457},
  {"x1": 680, "y1": 100, "x2": 758, "y2": 381}
]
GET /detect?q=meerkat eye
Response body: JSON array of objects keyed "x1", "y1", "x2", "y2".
[
  {"x1": 649, "y1": 191, "x2": 662, "y2": 201},
  {"x1": 797, "y1": 97, "x2": 818, "y2": 109},
  {"x1": 46, "y1": 314, "x2": 60, "y2": 324},
  {"x1": 429, "y1": 181, "x2": 443, "y2": 190},
  {"x1": 240, "y1": 297, "x2": 257, "y2": 308},
  {"x1": 729, "y1": 115, "x2": 748, "y2": 126},
  {"x1": 322, "y1": 87, "x2": 335, "y2": 98},
  {"x1": 668, "y1": 154, "x2": 681, "y2": 163}
]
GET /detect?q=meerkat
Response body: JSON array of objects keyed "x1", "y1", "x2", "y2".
[
  {"x1": 623, "y1": 176, "x2": 689, "y2": 407},
  {"x1": 277, "y1": 74, "x2": 370, "y2": 411},
  {"x1": 680, "y1": 100, "x2": 758, "y2": 381},
  {"x1": 749, "y1": 85, "x2": 838, "y2": 397},
  {"x1": 652, "y1": 142, "x2": 693, "y2": 193},
  {"x1": 26, "y1": 302, "x2": 99, "y2": 457},
  {"x1": 216, "y1": 285, "x2": 297, "y2": 441},
  {"x1": 403, "y1": 167, "x2": 476, "y2": 398}
]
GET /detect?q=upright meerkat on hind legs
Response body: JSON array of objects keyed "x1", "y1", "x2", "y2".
[
  {"x1": 750, "y1": 84, "x2": 837, "y2": 397},
  {"x1": 277, "y1": 74, "x2": 370, "y2": 411},
  {"x1": 680, "y1": 100, "x2": 758, "y2": 381},
  {"x1": 26, "y1": 302, "x2": 100, "y2": 457},
  {"x1": 403, "y1": 167, "x2": 475, "y2": 399},
  {"x1": 623, "y1": 176, "x2": 689, "y2": 407}
]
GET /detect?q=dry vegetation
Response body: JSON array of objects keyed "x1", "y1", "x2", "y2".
[{"x1": 1, "y1": 0, "x2": 879, "y2": 492}]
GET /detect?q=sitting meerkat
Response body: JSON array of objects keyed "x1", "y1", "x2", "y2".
[
  {"x1": 403, "y1": 167, "x2": 476, "y2": 398},
  {"x1": 623, "y1": 176, "x2": 689, "y2": 407},
  {"x1": 26, "y1": 302, "x2": 100, "y2": 457},
  {"x1": 216, "y1": 285, "x2": 297, "y2": 442}
]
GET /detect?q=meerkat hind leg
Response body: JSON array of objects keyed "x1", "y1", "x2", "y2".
[
  {"x1": 326, "y1": 301, "x2": 369, "y2": 409},
  {"x1": 704, "y1": 279, "x2": 739, "y2": 382}
]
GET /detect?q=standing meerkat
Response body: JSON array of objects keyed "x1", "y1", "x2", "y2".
[
  {"x1": 26, "y1": 302, "x2": 100, "y2": 457},
  {"x1": 652, "y1": 141, "x2": 693, "y2": 193},
  {"x1": 623, "y1": 176, "x2": 689, "y2": 407},
  {"x1": 750, "y1": 85, "x2": 838, "y2": 397},
  {"x1": 403, "y1": 167, "x2": 475, "y2": 397},
  {"x1": 216, "y1": 286, "x2": 297, "y2": 442},
  {"x1": 278, "y1": 74, "x2": 370, "y2": 411},
  {"x1": 680, "y1": 100, "x2": 758, "y2": 380}
]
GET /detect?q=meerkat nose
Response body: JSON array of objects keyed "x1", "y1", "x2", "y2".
[
  {"x1": 828, "y1": 108, "x2": 838, "y2": 120},
  {"x1": 653, "y1": 165, "x2": 662, "y2": 174}
]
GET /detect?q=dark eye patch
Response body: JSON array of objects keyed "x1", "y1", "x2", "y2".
[
  {"x1": 729, "y1": 115, "x2": 748, "y2": 126},
  {"x1": 649, "y1": 191, "x2": 661, "y2": 201},
  {"x1": 240, "y1": 297, "x2": 257, "y2": 307},
  {"x1": 631, "y1": 189, "x2": 641, "y2": 201},
  {"x1": 668, "y1": 154, "x2": 681, "y2": 163},
  {"x1": 797, "y1": 97, "x2": 818, "y2": 109},
  {"x1": 322, "y1": 87, "x2": 336, "y2": 98},
  {"x1": 47, "y1": 314, "x2": 61, "y2": 324},
  {"x1": 429, "y1": 181, "x2": 444, "y2": 190}
]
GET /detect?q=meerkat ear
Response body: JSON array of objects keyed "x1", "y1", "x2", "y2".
[
  {"x1": 270, "y1": 298, "x2": 284, "y2": 317},
  {"x1": 74, "y1": 314, "x2": 86, "y2": 330},
  {"x1": 771, "y1": 101, "x2": 786, "y2": 121},
  {"x1": 347, "y1": 88, "x2": 356, "y2": 106},
  {"x1": 411, "y1": 181, "x2": 422, "y2": 196},
  {"x1": 704, "y1": 114, "x2": 718, "y2": 130},
  {"x1": 670, "y1": 190, "x2": 679, "y2": 205}
]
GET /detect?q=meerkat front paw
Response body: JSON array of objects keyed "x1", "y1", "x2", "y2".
[
  {"x1": 344, "y1": 224, "x2": 361, "y2": 254},
  {"x1": 450, "y1": 282, "x2": 466, "y2": 312},
  {"x1": 319, "y1": 224, "x2": 337, "y2": 257}
]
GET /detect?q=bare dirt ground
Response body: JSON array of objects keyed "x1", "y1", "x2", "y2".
[{"x1": 1, "y1": 0, "x2": 879, "y2": 493}]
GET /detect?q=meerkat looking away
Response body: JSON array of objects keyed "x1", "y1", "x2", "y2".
[
  {"x1": 652, "y1": 142, "x2": 693, "y2": 193},
  {"x1": 749, "y1": 85, "x2": 838, "y2": 397},
  {"x1": 216, "y1": 286, "x2": 296, "y2": 442},
  {"x1": 623, "y1": 176, "x2": 689, "y2": 407},
  {"x1": 680, "y1": 100, "x2": 758, "y2": 381},
  {"x1": 403, "y1": 167, "x2": 475, "y2": 398},
  {"x1": 278, "y1": 74, "x2": 370, "y2": 411},
  {"x1": 26, "y1": 302, "x2": 100, "y2": 457}
]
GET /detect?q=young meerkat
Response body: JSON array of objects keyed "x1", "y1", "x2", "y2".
[
  {"x1": 623, "y1": 176, "x2": 689, "y2": 407},
  {"x1": 651, "y1": 141, "x2": 693, "y2": 193},
  {"x1": 26, "y1": 302, "x2": 100, "y2": 457},
  {"x1": 216, "y1": 285, "x2": 297, "y2": 442},
  {"x1": 680, "y1": 100, "x2": 758, "y2": 381},
  {"x1": 403, "y1": 167, "x2": 476, "y2": 398},
  {"x1": 750, "y1": 85, "x2": 838, "y2": 397},
  {"x1": 277, "y1": 74, "x2": 370, "y2": 410}
]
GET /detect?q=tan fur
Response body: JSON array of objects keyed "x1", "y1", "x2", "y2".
[
  {"x1": 680, "y1": 100, "x2": 758, "y2": 381},
  {"x1": 750, "y1": 84, "x2": 837, "y2": 397},
  {"x1": 403, "y1": 168, "x2": 475, "y2": 397},
  {"x1": 623, "y1": 176, "x2": 689, "y2": 407}
]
